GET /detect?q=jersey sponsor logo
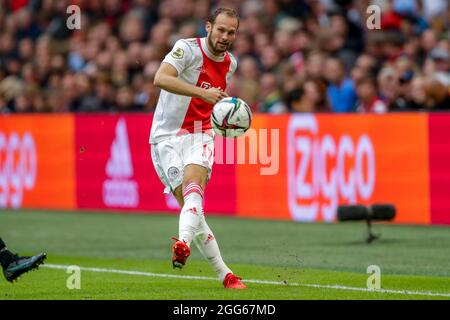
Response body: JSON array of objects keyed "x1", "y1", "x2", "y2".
[
  {"x1": 0, "y1": 132, "x2": 37, "y2": 208},
  {"x1": 287, "y1": 115, "x2": 376, "y2": 222},
  {"x1": 102, "y1": 118, "x2": 139, "y2": 208},
  {"x1": 199, "y1": 82, "x2": 223, "y2": 91},
  {"x1": 171, "y1": 47, "x2": 184, "y2": 59},
  {"x1": 200, "y1": 81, "x2": 211, "y2": 89}
]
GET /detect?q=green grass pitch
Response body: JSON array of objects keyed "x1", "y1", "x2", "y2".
[{"x1": 0, "y1": 209, "x2": 449, "y2": 300}]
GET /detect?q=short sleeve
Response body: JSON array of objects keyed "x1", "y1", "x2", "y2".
[
  {"x1": 162, "y1": 39, "x2": 193, "y2": 75},
  {"x1": 226, "y1": 53, "x2": 238, "y2": 83}
]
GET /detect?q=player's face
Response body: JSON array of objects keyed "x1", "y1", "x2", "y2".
[{"x1": 206, "y1": 14, "x2": 238, "y2": 56}]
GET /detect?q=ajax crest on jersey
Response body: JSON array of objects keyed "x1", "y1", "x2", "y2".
[{"x1": 210, "y1": 97, "x2": 252, "y2": 138}]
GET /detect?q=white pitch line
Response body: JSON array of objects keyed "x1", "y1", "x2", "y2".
[{"x1": 42, "y1": 264, "x2": 450, "y2": 298}]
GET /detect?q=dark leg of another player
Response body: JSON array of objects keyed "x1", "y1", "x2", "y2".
[{"x1": 0, "y1": 237, "x2": 47, "y2": 283}]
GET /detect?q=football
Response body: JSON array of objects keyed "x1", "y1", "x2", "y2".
[{"x1": 210, "y1": 97, "x2": 252, "y2": 138}]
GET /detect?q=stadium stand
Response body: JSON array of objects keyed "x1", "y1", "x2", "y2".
[{"x1": 0, "y1": 0, "x2": 448, "y2": 114}]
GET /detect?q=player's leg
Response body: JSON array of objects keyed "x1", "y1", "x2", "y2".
[
  {"x1": 0, "y1": 238, "x2": 46, "y2": 282},
  {"x1": 171, "y1": 162, "x2": 207, "y2": 208},
  {"x1": 176, "y1": 164, "x2": 208, "y2": 246},
  {"x1": 150, "y1": 140, "x2": 184, "y2": 203},
  {"x1": 172, "y1": 131, "x2": 213, "y2": 269},
  {"x1": 151, "y1": 141, "x2": 192, "y2": 268},
  {"x1": 172, "y1": 186, "x2": 183, "y2": 208},
  {"x1": 193, "y1": 218, "x2": 230, "y2": 277},
  {"x1": 175, "y1": 130, "x2": 213, "y2": 249},
  {"x1": 177, "y1": 163, "x2": 227, "y2": 275},
  {"x1": 181, "y1": 134, "x2": 245, "y2": 288},
  {"x1": 191, "y1": 202, "x2": 246, "y2": 288},
  {"x1": 151, "y1": 138, "x2": 208, "y2": 268},
  {"x1": 171, "y1": 164, "x2": 208, "y2": 268}
]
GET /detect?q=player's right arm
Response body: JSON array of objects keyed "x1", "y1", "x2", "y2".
[
  {"x1": 153, "y1": 39, "x2": 227, "y2": 105},
  {"x1": 153, "y1": 63, "x2": 227, "y2": 104}
]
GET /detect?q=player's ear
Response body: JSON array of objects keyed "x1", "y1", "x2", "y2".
[{"x1": 205, "y1": 21, "x2": 212, "y2": 33}]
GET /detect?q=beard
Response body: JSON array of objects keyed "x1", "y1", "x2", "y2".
[{"x1": 207, "y1": 33, "x2": 230, "y2": 55}]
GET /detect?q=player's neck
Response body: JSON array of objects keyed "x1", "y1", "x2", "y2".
[
  {"x1": 201, "y1": 38, "x2": 226, "y2": 62},
  {"x1": 205, "y1": 38, "x2": 225, "y2": 58}
]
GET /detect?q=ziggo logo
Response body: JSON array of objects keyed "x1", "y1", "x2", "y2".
[
  {"x1": 0, "y1": 132, "x2": 36, "y2": 208},
  {"x1": 287, "y1": 115, "x2": 375, "y2": 222}
]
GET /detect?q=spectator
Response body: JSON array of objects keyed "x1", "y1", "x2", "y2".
[
  {"x1": 259, "y1": 73, "x2": 287, "y2": 114},
  {"x1": 355, "y1": 54, "x2": 378, "y2": 76},
  {"x1": 377, "y1": 66, "x2": 398, "y2": 106},
  {"x1": 113, "y1": 85, "x2": 141, "y2": 112},
  {"x1": 287, "y1": 79, "x2": 330, "y2": 113},
  {"x1": 260, "y1": 46, "x2": 282, "y2": 73},
  {"x1": 355, "y1": 77, "x2": 388, "y2": 113},
  {"x1": 389, "y1": 70, "x2": 420, "y2": 111},
  {"x1": 428, "y1": 47, "x2": 450, "y2": 83},
  {"x1": 324, "y1": 57, "x2": 357, "y2": 112},
  {"x1": 0, "y1": 93, "x2": 10, "y2": 113},
  {"x1": 235, "y1": 56, "x2": 260, "y2": 112},
  {"x1": 423, "y1": 76, "x2": 450, "y2": 111},
  {"x1": 304, "y1": 50, "x2": 327, "y2": 81},
  {"x1": 409, "y1": 75, "x2": 427, "y2": 109},
  {"x1": 328, "y1": 12, "x2": 364, "y2": 72},
  {"x1": 0, "y1": 0, "x2": 447, "y2": 114}
]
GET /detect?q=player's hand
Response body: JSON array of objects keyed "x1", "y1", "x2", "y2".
[{"x1": 201, "y1": 87, "x2": 228, "y2": 104}]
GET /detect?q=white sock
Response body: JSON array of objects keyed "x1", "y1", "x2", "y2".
[
  {"x1": 178, "y1": 182, "x2": 204, "y2": 247},
  {"x1": 194, "y1": 217, "x2": 232, "y2": 281}
]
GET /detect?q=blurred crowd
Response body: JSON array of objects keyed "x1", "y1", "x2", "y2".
[{"x1": 0, "y1": 0, "x2": 449, "y2": 114}]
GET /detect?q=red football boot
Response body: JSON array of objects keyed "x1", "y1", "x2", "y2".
[
  {"x1": 171, "y1": 237, "x2": 190, "y2": 269},
  {"x1": 223, "y1": 273, "x2": 247, "y2": 289}
]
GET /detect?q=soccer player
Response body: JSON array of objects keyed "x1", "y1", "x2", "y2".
[
  {"x1": 150, "y1": 7, "x2": 246, "y2": 289},
  {"x1": 0, "y1": 237, "x2": 47, "y2": 282}
]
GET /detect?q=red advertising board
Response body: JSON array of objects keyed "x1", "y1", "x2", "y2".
[
  {"x1": 76, "y1": 114, "x2": 171, "y2": 212},
  {"x1": 75, "y1": 114, "x2": 236, "y2": 215},
  {"x1": 237, "y1": 114, "x2": 431, "y2": 224},
  {"x1": 428, "y1": 114, "x2": 450, "y2": 225},
  {"x1": 0, "y1": 114, "x2": 75, "y2": 210},
  {"x1": 1, "y1": 112, "x2": 448, "y2": 225}
]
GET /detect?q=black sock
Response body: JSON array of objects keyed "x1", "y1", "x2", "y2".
[{"x1": 0, "y1": 239, "x2": 15, "y2": 268}]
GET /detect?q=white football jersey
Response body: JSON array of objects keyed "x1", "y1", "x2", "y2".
[{"x1": 149, "y1": 37, "x2": 238, "y2": 144}]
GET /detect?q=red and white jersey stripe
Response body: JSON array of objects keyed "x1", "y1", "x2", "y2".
[{"x1": 150, "y1": 37, "x2": 238, "y2": 144}]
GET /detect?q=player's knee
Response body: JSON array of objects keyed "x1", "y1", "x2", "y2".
[
  {"x1": 183, "y1": 174, "x2": 207, "y2": 190},
  {"x1": 184, "y1": 165, "x2": 208, "y2": 183}
]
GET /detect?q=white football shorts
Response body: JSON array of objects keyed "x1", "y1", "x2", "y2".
[{"x1": 150, "y1": 132, "x2": 215, "y2": 194}]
